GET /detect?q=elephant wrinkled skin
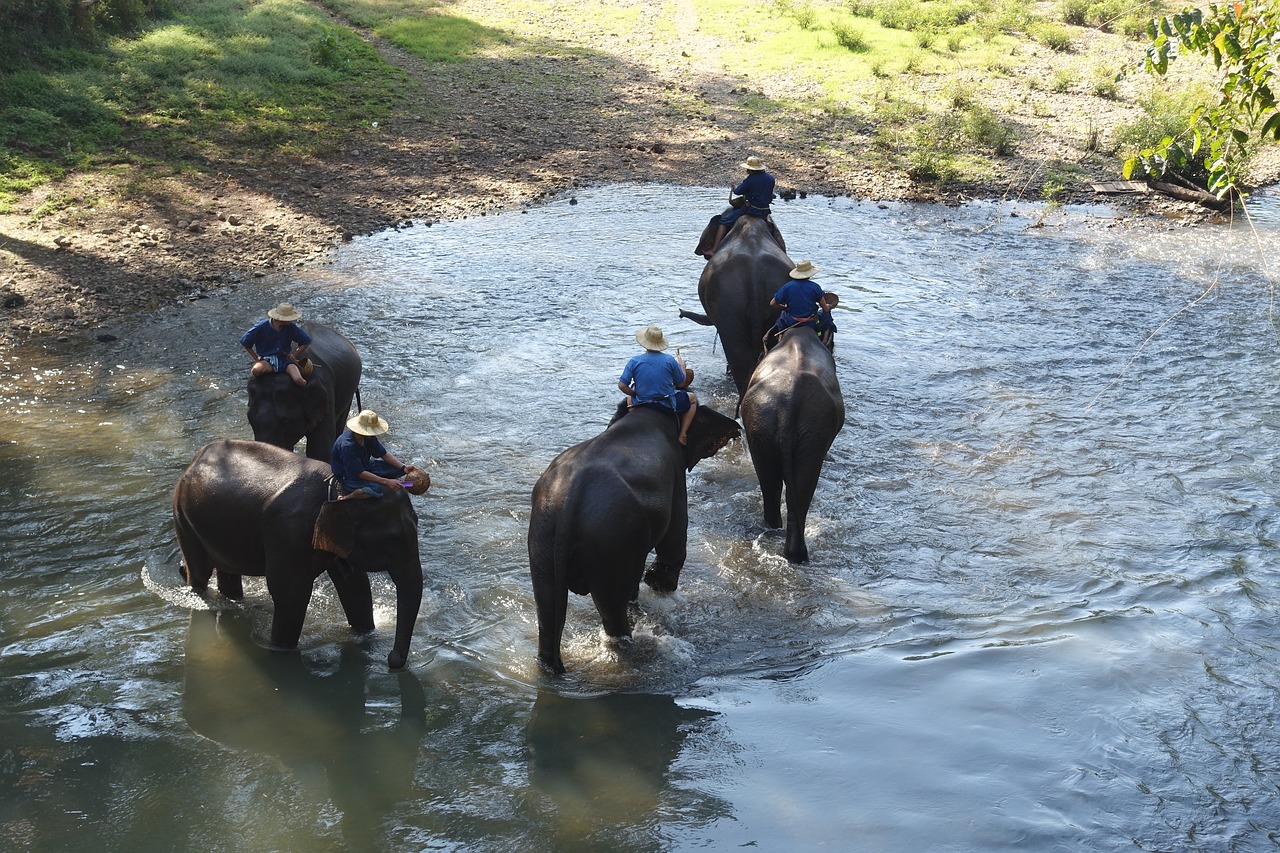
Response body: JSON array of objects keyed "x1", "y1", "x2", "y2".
[
  {"x1": 741, "y1": 326, "x2": 845, "y2": 563},
  {"x1": 528, "y1": 402, "x2": 740, "y2": 674},
  {"x1": 172, "y1": 439, "x2": 423, "y2": 669},
  {"x1": 247, "y1": 322, "x2": 361, "y2": 463},
  {"x1": 680, "y1": 215, "x2": 791, "y2": 399}
]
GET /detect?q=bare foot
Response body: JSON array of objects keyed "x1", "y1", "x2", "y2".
[{"x1": 678, "y1": 433, "x2": 688, "y2": 445}]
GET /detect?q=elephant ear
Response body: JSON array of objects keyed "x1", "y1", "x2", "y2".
[
  {"x1": 312, "y1": 500, "x2": 358, "y2": 558},
  {"x1": 684, "y1": 405, "x2": 741, "y2": 470}
]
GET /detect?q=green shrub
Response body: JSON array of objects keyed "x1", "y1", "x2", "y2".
[
  {"x1": 1050, "y1": 68, "x2": 1074, "y2": 92},
  {"x1": 1060, "y1": 0, "x2": 1090, "y2": 26},
  {"x1": 832, "y1": 21, "x2": 870, "y2": 52},
  {"x1": 792, "y1": 2, "x2": 818, "y2": 29},
  {"x1": 964, "y1": 105, "x2": 1017, "y2": 155},
  {"x1": 1031, "y1": 22, "x2": 1074, "y2": 51}
]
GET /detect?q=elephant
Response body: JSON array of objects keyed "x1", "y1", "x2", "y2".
[
  {"x1": 740, "y1": 325, "x2": 845, "y2": 563},
  {"x1": 680, "y1": 214, "x2": 792, "y2": 399},
  {"x1": 172, "y1": 438, "x2": 423, "y2": 669},
  {"x1": 247, "y1": 322, "x2": 361, "y2": 464},
  {"x1": 528, "y1": 401, "x2": 741, "y2": 674}
]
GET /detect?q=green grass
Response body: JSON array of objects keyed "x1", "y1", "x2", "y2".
[{"x1": 0, "y1": 0, "x2": 403, "y2": 209}]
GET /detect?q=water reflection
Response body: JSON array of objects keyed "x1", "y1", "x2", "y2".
[
  {"x1": 181, "y1": 609, "x2": 428, "y2": 849},
  {"x1": 526, "y1": 690, "x2": 725, "y2": 849}
]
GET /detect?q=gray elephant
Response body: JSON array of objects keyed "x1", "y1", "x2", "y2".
[
  {"x1": 680, "y1": 215, "x2": 791, "y2": 399},
  {"x1": 247, "y1": 322, "x2": 361, "y2": 463},
  {"x1": 740, "y1": 326, "x2": 845, "y2": 563},
  {"x1": 172, "y1": 439, "x2": 423, "y2": 669},
  {"x1": 528, "y1": 401, "x2": 741, "y2": 674}
]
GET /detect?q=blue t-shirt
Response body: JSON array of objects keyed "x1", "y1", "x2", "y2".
[
  {"x1": 773, "y1": 278, "x2": 825, "y2": 321},
  {"x1": 620, "y1": 350, "x2": 685, "y2": 408},
  {"x1": 239, "y1": 318, "x2": 311, "y2": 359},
  {"x1": 733, "y1": 172, "x2": 775, "y2": 211},
  {"x1": 331, "y1": 429, "x2": 389, "y2": 487}
]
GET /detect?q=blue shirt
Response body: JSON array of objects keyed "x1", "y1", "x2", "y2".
[
  {"x1": 733, "y1": 172, "x2": 775, "y2": 211},
  {"x1": 331, "y1": 429, "x2": 389, "y2": 488},
  {"x1": 239, "y1": 318, "x2": 311, "y2": 359},
  {"x1": 773, "y1": 278, "x2": 825, "y2": 322},
  {"x1": 620, "y1": 351, "x2": 685, "y2": 408}
]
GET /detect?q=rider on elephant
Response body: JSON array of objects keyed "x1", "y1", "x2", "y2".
[
  {"x1": 765, "y1": 260, "x2": 838, "y2": 352},
  {"x1": 331, "y1": 409, "x2": 418, "y2": 501},
  {"x1": 241, "y1": 302, "x2": 312, "y2": 388},
  {"x1": 618, "y1": 326, "x2": 698, "y2": 446},
  {"x1": 702, "y1": 155, "x2": 776, "y2": 259}
]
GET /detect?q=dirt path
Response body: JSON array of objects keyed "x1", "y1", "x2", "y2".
[{"x1": 0, "y1": 2, "x2": 1241, "y2": 348}]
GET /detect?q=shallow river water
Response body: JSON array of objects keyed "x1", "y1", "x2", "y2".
[{"x1": 2, "y1": 185, "x2": 1280, "y2": 851}]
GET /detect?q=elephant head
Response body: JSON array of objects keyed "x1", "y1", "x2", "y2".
[
  {"x1": 312, "y1": 493, "x2": 423, "y2": 670},
  {"x1": 247, "y1": 373, "x2": 330, "y2": 451},
  {"x1": 245, "y1": 322, "x2": 362, "y2": 463},
  {"x1": 683, "y1": 405, "x2": 741, "y2": 470}
]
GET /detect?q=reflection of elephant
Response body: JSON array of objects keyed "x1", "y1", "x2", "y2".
[
  {"x1": 526, "y1": 690, "x2": 720, "y2": 835},
  {"x1": 173, "y1": 439, "x2": 423, "y2": 669},
  {"x1": 680, "y1": 215, "x2": 791, "y2": 399},
  {"x1": 529, "y1": 403, "x2": 741, "y2": 674},
  {"x1": 741, "y1": 326, "x2": 845, "y2": 563},
  {"x1": 247, "y1": 322, "x2": 361, "y2": 463},
  {"x1": 182, "y1": 609, "x2": 428, "y2": 846}
]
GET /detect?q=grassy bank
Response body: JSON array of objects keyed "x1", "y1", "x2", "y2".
[
  {"x1": 0, "y1": 0, "x2": 403, "y2": 210},
  {"x1": 1, "y1": 0, "x2": 1197, "y2": 215}
]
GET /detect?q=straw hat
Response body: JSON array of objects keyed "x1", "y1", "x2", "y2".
[
  {"x1": 636, "y1": 325, "x2": 670, "y2": 352},
  {"x1": 740, "y1": 155, "x2": 768, "y2": 172},
  {"x1": 267, "y1": 302, "x2": 302, "y2": 322},
  {"x1": 789, "y1": 260, "x2": 820, "y2": 279},
  {"x1": 347, "y1": 409, "x2": 390, "y2": 436}
]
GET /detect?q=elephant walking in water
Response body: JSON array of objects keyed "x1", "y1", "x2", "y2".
[
  {"x1": 247, "y1": 322, "x2": 361, "y2": 464},
  {"x1": 680, "y1": 215, "x2": 791, "y2": 400},
  {"x1": 741, "y1": 327, "x2": 845, "y2": 563},
  {"x1": 528, "y1": 402, "x2": 740, "y2": 674},
  {"x1": 173, "y1": 439, "x2": 424, "y2": 669}
]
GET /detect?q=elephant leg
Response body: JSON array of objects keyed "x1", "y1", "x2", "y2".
[
  {"x1": 593, "y1": 587, "x2": 635, "y2": 640},
  {"x1": 215, "y1": 570, "x2": 245, "y2": 600},
  {"x1": 328, "y1": 559, "x2": 376, "y2": 634},
  {"x1": 782, "y1": 463, "x2": 823, "y2": 564},
  {"x1": 646, "y1": 479, "x2": 688, "y2": 593},
  {"x1": 176, "y1": 525, "x2": 214, "y2": 592},
  {"x1": 264, "y1": 567, "x2": 316, "y2": 650},
  {"x1": 755, "y1": 454, "x2": 785, "y2": 530},
  {"x1": 386, "y1": 562, "x2": 423, "y2": 670},
  {"x1": 531, "y1": 561, "x2": 568, "y2": 674}
]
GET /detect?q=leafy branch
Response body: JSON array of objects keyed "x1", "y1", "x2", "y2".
[{"x1": 1125, "y1": 1, "x2": 1279, "y2": 201}]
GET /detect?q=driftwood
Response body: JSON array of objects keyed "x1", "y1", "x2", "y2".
[{"x1": 1146, "y1": 175, "x2": 1234, "y2": 211}]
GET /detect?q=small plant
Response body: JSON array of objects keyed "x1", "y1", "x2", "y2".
[
  {"x1": 915, "y1": 27, "x2": 937, "y2": 49},
  {"x1": 946, "y1": 80, "x2": 976, "y2": 109},
  {"x1": 1041, "y1": 179, "x2": 1067, "y2": 202},
  {"x1": 946, "y1": 28, "x2": 965, "y2": 51},
  {"x1": 1060, "y1": 0, "x2": 1089, "y2": 26},
  {"x1": 832, "y1": 21, "x2": 870, "y2": 52},
  {"x1": 964, "y1": 105, "x2": 1017, "y2": 155},
  {"x1": 845, "y1": 0, "x2": 877, "y2": 17},
  {"x1": 313, "y1": 29, "x2": 343, "y2": 68},
  {"x1": 792, "y1": 2, "x2": 817, "y2": 29},
  {"x1": 1091, "y1": 73, "x2": 1119, "y2": 100},
  {"x1": 1050, "y1": 68, "x2": 1074, "y2": 93},
  {"x1": 1031, "y1": 22, "x2": 1074, "y2": 52}
]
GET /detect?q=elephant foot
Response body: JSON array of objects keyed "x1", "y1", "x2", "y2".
[
  {"x1": 643, "y1": 562, "x2": 680, "y2": 594},
  {"x1": 387, "y1": 648, "x2": 408, "y2": 670},
  {"x1": 538, "y1": 654, "x2": 566, "y2": 675}
]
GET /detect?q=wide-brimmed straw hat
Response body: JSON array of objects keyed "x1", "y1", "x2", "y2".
[
  {"x1": 740, "y1": 155, "x2": 768, "y2": 172},
  {"x1": 636, "y1": 325, "x2": 670, "y2": 352},
  {"x1": 789, "y1": 260, "x2": 820, "y2": 279},
  {"x1": 267, "y1": 302, "x2": 302, "y2": 322},
  {"x1": 347, "y1": 409, "x2": 390, "y2": 436}
]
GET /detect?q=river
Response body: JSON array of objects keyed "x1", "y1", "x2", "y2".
[{"x1": 1, "y1": 185, "x2": 1279, "y2": 851}]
